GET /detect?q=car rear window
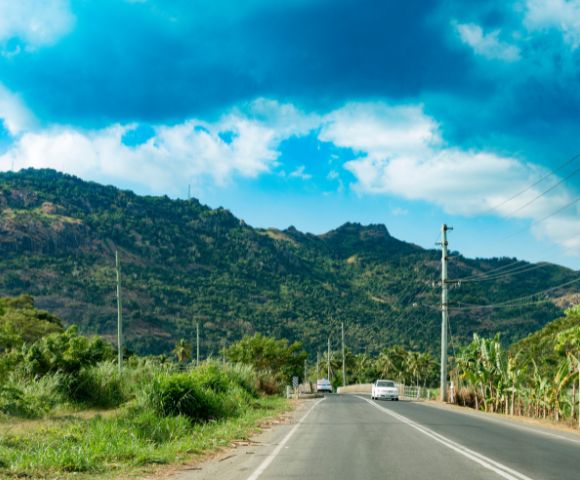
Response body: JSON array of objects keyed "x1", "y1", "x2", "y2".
[{"x1": 377, "y1": 381, "x2": 395, "y2": 387}]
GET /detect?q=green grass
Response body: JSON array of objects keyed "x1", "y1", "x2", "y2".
[{"x1": 0, "y1": 396, "x2": 289, "y2": 479}]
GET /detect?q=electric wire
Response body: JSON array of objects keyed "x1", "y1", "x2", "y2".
[
  {"x1": 457, "y1": 262, "x2": 552, "y2": 283},
  {"x1": 480, "y1": 152, "x2": 580, "y2": 216},
  {"x1": 501, "y1": 162, "x2": 580, "y2": 219},
  {"x1": 446, "y1": 275, "x2": 580, "y2": 311},
  {"x1": 501, "y1": 195, "x2": 580, "y2": 242}
]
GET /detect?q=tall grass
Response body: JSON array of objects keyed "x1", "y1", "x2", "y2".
[
  {"x1": 0, "y1": 360, "x2": 289, "y2": 479},
  {"x1": 0, "y1": 373, "x2": 65, "y2": 418}
]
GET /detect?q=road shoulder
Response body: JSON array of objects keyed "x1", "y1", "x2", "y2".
[
  {"x1": 158, "y1": 398, "x2": 317, "y2": 480},
  {"x1": 416, "y1": 398, "x2": 580, "y2": 443}
]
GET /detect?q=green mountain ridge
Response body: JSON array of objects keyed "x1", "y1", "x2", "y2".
[{"x1": 0, "y1": 168, "x2": 577, "y2": 356}]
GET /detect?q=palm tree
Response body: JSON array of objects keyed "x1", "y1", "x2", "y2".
[
  {"x1": 172, "y1": 338, "x2": 192, "y2": 363},
  {"x1": 405, "y1": 352, "x2": 422, "y2": 388}
]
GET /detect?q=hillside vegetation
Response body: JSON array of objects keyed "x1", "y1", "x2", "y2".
[{"x1": 0, "y1": 169, "x2": 577, "y2": 356}]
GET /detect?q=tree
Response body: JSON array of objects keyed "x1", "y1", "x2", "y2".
[
  {"x1": 172, "y1": 338, "x2": 192, "y2": 363},
  {"x1": 22, "y1": 326, "x2": 114, "y2": 377},
  {"x1": 555, "y1": 320, "x2": 580, "y2": 428},
  {"x1": 223, "y1": 333, "x2": 307, "y2": 384}
]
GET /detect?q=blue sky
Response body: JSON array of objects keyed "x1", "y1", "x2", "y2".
[{"x1": 0, "y1": 0, "x2": 579, "y2": 268}]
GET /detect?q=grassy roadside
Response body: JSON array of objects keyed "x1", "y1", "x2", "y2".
[{"x1": 0, "y1": 396, "x2": 291, "y2": 480}]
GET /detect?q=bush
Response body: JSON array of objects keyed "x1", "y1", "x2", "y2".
[
  {"x1": 144, "y1": 362, "x2": 261, "y2": 422},
  {"x1": 0, "y1": 374, "x2": 65, "y2": 418},
  {"x1": 223, "y1": 363, "x2": 259, "y2": 397},
  {"x1": 190, "y1": 362, "x2": 231, "y2": 394},
  {"x1": 22, "y1": 326, "x2": 114, "y2": 377},
  {"x1": 63, "y1": 362, "x2": 128, "y2": 408},
  {"x1": 146, "y1": 372, "x2": 225, "y2": 421},
  {"x1": 256, "y1": 370, "x2": 282, "y2": 395}
]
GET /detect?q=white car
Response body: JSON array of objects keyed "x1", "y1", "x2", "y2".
[
  {"x1": 316, "y1": 378, "x2": 333, "y2": 393},
  {"x1": 371, "y1": 379, "x2": 399, "y2": 401}
]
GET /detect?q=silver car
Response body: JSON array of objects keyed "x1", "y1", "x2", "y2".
[{"x1": 371, "y1": 379, "x2": 399, "y2": 401}]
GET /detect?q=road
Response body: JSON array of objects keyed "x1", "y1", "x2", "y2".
[{"x1": 172, "y1": 394, "x2": 580, "y2": 480}]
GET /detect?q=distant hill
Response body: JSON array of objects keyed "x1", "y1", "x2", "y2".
[{"x1": 0, "y1": 169, "x2": 577, "y2": 356}]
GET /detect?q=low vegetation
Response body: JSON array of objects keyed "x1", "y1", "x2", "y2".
[{"x1": 0, "y1": 297, "x2": 293, "y2": 479}]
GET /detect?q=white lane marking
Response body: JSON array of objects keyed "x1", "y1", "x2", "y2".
[
  {"x1": 357, "y1": 396, "x2": 536, "y2": 480},
  {"x1": 246, "y1": 397, "x2": 325, "y2": 480},
  {"x1": 417, "y1": 401, "x2": 580, "y2": 446}
]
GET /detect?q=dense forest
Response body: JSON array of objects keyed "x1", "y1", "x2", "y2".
[{"x1": 0, "y1": 169, "x2": 577, "y2": 356}]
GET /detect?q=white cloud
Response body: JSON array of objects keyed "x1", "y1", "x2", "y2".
[
  {"x1": 0, "y1": 99, "x2": 316, "y2": 192},
  {"x1": 455, "y1": 22, "x2": 521, "y2": 61},
  {"x1": 525, "y1": 0, "x2": 580, "y2": 48},
  {"x1": 391, "y1": 207, "x2": 409, "y2": 216},
  {"x1": 319, "y1": 103, "x2": 440, "y2": 158},
  {"x1": 0, "y1": 94, "x2": 577, "y2": 255},
  {"x1": 0, "y1": 0, "x2": 74, "y2": 53},
  {"x1": 289, "y1": 165, "x2": 312, "y2": 180},
  {"x1": 535, "y1": 209, "x2": 580, "y2": 254},
  {"x1": 0, "y1": 84, "x2": 36, "y2": 135},
  {"x1": 319, "y1": 101, "x2": 579, "y2": 253}
]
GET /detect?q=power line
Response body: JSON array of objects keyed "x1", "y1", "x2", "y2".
[
  {"x1": 501, "y1": 163, "x2": 580, "y2": 219},
  {"x1": 481, "y1": 152, "x2": 580, "y2": 216},
  {"x1": 448, "y1": 276, "x2": 580, "y2": 311},
  {"x1": 458, "y1": 262, "x2": 552, "y2": 283},
  {"x1": 501, "y1": 195, "x2": 580, "y2": 242}
]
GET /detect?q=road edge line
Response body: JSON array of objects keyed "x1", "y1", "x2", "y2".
[
  {"x1": 245, "y1": 397, "x2": 325, "y2": 480},
  {"x1": 356, "y1": 396, "x2": 536, "y2": 480},
  {"x1": 416, "y1": 400, "x2": 580, "y2": 446}
]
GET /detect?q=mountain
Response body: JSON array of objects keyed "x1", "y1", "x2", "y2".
[{"x1": 0, "y1": 169, "x2": 577, "y2": 356}]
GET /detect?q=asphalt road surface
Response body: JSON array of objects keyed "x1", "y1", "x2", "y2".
[{"x1": 173, "y1": 394, "x2": 580, "y2": 480}]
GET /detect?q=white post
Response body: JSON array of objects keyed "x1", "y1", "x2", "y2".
[
  {"x1": 327, "y1": 336, "x2": 331, "y2": 380},
  {"x1": 115, "y1": 250, "x2": 123, "y2": 374},
  {"x1": 342, "y1": 321, "x2": 346, "y2": 386},
  {"x1": 196, "y1": 320, "x2": 200, "y2": 367}
]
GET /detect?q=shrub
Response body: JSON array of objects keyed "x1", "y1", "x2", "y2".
[
  {"x1": 224, "y1": 363, "x2": 258, "y2": 397},
  {"x1": 146, "y1": 372, "x2": 224, "y2": 421},
  {"x1": 256, "y1": 370, "x2": 282, "y2": 395},
  {"x1": 0, "y1": 374, "x2": 65, "y2": 418},
  {"x1": 22, "y1": 326, "x2": 114, "y2": 377},
  {"x1": 64, "y1": 362, "x2": 128, "y2": 408}
]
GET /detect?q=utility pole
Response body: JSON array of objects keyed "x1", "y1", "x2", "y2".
[
  {"x1": 316, "y1": 351, "x2": 320, "y2": 379},
  {"x1": 341, "y1": 321, "x2": 346, "y2": 386},
  {"x1": 439, "y1": 224, "x2": 452, "y2": 402},
  {"x1": 196, "y1": 320, "x2": 200, "y2": 367},
  {"x1": 327, "y1": 336, "x2": 331, "y2": 380},
  {"x1": 115, "y1": 250, "x2": 123, "y2": 374}
]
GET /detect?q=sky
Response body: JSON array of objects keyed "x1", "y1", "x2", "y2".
[{"x1": 0, "y1": 0, "x2": 579, "y2": 269}]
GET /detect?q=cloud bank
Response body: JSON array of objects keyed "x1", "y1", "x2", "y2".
[{"x1": 1, "y1": 95, "x2": 578, "y2": 254}]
